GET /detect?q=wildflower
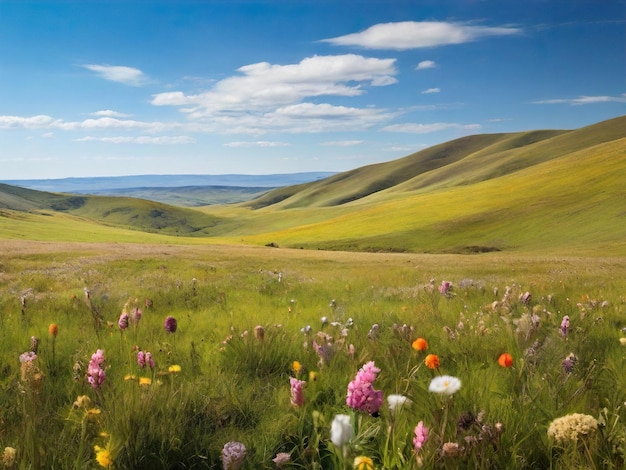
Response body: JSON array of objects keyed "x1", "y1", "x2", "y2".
[
  {"x1": 560, "y1": 315, "x2": 570, "y2": 336},
  {"x1": 547, "y1": 413, "x2": 598, "y2": 443},
  {"x1": 387, "y1": 394, "x2": 411, "y2": 413},
  {"x1": 441, "y1": 442, "x2": 460, "y2": 457},
  {"x1": 73, "y1": 395, "x2": 92, "y2": 409},
  {"x1": 94, "y1": 445, "x2": 112, "y2": 468},
  {"x1": 309, "y1": 371, "x2": 318, "y2": 381},
  {"x1": 561, "y1": 352, "x2": 577, "y2": 373},
  {"x1": 221, "y1": 441, "x2": 246, "y2": 470},
  {"x1": 137, "y1": 351, "x2": 145, "y2": 367},
  {"x1": 519, "y1": 291, "x2": 532, "y2": 304},
  {"x1": 367, "y1": 323, "x2": 380, "y2": 339},
  {"x1": 413, "y1": 421, "x2": 429, "y2": 453},
  {"x1": 87, "y1": 349, "x2": 106, "y2": 389},
  {"x1": 292, "y1": 361, "x2": 302, "y2": 375},
  {"x1": 254, "y1": 325, "x2": 265, "y2": 340},
  {"x1": 2, "y1": 447, "x2": 17, "y2": 467},
  {"x1": 290, "y1": 377, "x2": 306, "y2": 407},
  {"x1": 330, "y1": 414, "x2": 354, "y2": 448},
  {"x1": 118, "y1": 312, "x2": 129, "y2": 330},
  {"x1": 19, "y1": 351, "x2": 37, "y2": 363},
  {"x1": 412, "y1": 337, "x2": 428, "y2": 351},
  {"x1": 130, "y1": 306, "x2": 142, "y2": 324},
  {"x1": 621, "y1": 338, "x2": 626, "y2": 346},
  {"x1": 497, "y1": 353, "x2": 513, "y2": 368},
  {"x1": 439, "y1": 281, "x2": 452, "y2": 295},
  {"x1": 346, "y1": 362, "x2": 384, "y2": 415},
  {"x1": 49, "y1": 323, "x2": 58, "y2": 338},
  {"x1": 321, "y1": 316, "x2": 328, "y2": 326},
  {"x1": 145, "y1": 352, "x2": 155, "y2": 369},
  {"x1": 30, "y1": 336, "x2": 39, "y2": 353},
  {"x1": 168, "y1": 364, "x2": 181, "y2": 373},
  {"x1": 348, "y1": 343, "x2": 356, "y2": 359},
  {"x1": 424, "y1": 354, "x2": 440, "y2": 369},
  {"x1": 164, "y1": 316, "x2": 178, "y2": 333},
  {"x1": 139, "y1": 377, "x2": 152, "y2": 386},
  {"x1": 272, "y1": 452, "x2": 290, "y2": 467},
  {"x1": 354, "y1": 455, "x2": 375, "y2": 469},
  {"x1": 428, "y1": 375, "x2": 461, "y2": 396}
]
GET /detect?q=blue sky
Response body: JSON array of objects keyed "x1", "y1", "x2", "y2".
[{"x1": 1, "y1": 0, "x2": 624, "y2": 180}]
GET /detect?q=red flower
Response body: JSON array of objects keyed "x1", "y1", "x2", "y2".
[
  {"x1": 424, "y1": 354, "x2": 440, "y2": 369},
  {"x1": 498, "y1": 353, "x2": 513, "y2": 368}
]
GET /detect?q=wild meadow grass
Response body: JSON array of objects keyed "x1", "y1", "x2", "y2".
[{"x1": 0, "y1": 241, "x2": 625, "y2": 469}]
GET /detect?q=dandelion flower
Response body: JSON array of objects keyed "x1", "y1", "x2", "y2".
[
  {"x1": 353, "y1": 455, "x2": 375, "y2": 469},
  {"x1": 428, "y1": 375, "x2": 461, "y2": 395},
  {"x1": 497, "y1": 353, "x2": 513, "y2": 368},
  {"x1": 139, "y1": 377, "x2": 152, "y2": 386},
  {"x1": 412, "y1": 337, "x2": 428, "y2": 351},
  {"x1": 330, "y1": 414, "x2": 354, "y2": 448},
  {"x1": 424, "y1": 354, "x2": 440, "y2": 369},
  {"x1": 387, "y1": 394, "x2": 411, "y2": 413},
  {"x1": 94, "y1": 445, "x2": 112, "y2": 468},
  {"x1": 292, "y1": 360, "x2": 302, "y2": 374},
  {"x1": 168, "y1": 364, "x2": 181, "y2": 373}
]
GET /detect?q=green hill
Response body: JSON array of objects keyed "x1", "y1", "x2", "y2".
[{"x1": 1, "y1": 115, "x2": 625, "y2": 254}]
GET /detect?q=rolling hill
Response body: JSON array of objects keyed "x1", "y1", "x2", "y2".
[{"x1": 1, "y1": 115, "x2": 625, "y2": 254}]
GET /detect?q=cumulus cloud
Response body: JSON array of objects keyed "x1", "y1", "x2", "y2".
[
  {"x1": 382, "y1": 122, "x2": 481, "y2": 134},
  {"x1": 416, "y1": 60, "x2": 437, "y2": 70},
  {"x1": 421, "y1": 88, "x2": 440, "y2": 94},
  {"x1": 151, "y1": 54, "x2": 397, "y2": 119},
  {"x1": 223, "y1": 141, "x2": 290, "y2": 148},
  {"x1": 321, "y1": 21, "x2": 521, "y2": 50},
  {"x1": 74, "y1": 135, "x2": 195, "y2": 144},
  {"x1": 90, "y1": 110, "x2": 132, "y2": 117},
  {"x1": 533, "y1": 93, "x2": 626, "y2": 105},
  {"x1": 0, "y1": 115, "x2": 56, "y2": 128},
  {"x1": 80, "y1": 64, "x2": 148, "y2": 86}
]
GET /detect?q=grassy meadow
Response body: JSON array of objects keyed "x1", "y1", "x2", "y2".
[{"x1": 1, "y1": 240, "x2": 625, "y2": 469}]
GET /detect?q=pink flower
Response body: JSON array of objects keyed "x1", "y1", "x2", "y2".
[
  {"x1": 118, "y1": 312, "x2": 129, "y2": 330},
  {"x1": 137, "y1": 350, "x2": 145, "y2": 367},
  {"x1": 560, "y1": 315, "x2": 570, "y2": 336},
  {"x1": 145, "y1": 352, "x2": 155, "y2": 369},
  {"x1": 221, "y1": 441, "x2": 246, "y2": 470},
  {"x1": 290, "y1": 377, "x2": 306, "y2": 407},
  {"x1": 130, "y1": 307, "x2": 142, "y2": 324},
  {"x1": 439, "y1": 281, "x2": 452, "y2": 295},
  {"x1": 164, "y1": 316, "x2": 178, "y2": 333},
  {"x1": 413, "y1": 421, "x2": 429, "y2": 453},
  {"x1": 87, "y1": 349, "x2": 106, "y2": 389},
  {"x1": 346, "y1": 361, "x2": 383, "y2": 415}
]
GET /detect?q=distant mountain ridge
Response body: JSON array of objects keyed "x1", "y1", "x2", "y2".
[{"x1": 0, "y1": 172, "x2": 336, "y2": 193}]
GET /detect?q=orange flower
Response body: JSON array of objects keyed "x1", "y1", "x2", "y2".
[
  {"x1": 424, "y1": 354, "x2": 440, "y2": 369},
  {"x1": 48, "y1": 323, "x2": 58, "y2": 338},
  {"x1": 498, "y1": 353, "x2": 513, "y2": 368},
  {"x1": 412, "y1": 337, "x2": 428, "y2": 351},
  {"x1": 293, "y1": 361, "x2": 302, "y2": 375}
]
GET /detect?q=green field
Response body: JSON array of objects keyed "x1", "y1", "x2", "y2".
[{"x1": 0, "y1": 116, "x2": 625, "y2": 469}]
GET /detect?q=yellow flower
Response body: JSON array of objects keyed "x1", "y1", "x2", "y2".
[
  {"x1": 309, "y1": 371, "x2": 318, "y2": 381},
  {"x1": 292, "y1": 360, "x2": 302, "y2": 374},
  {"x1": 124, "y1": 374, "x2": 136, "y2": 381},
  {"x1": 354, "y1": 455, "x2": 375, "y2": 469},
  {"x1": 94, "y1": 445, "x2": 112, "y2": 468},
  {"x1": 139, "y1": 377, "x2": 152, "y2": 386},
  {"x1": 168, "y1": 364, "x2": 181, "y2": 373},
  {"x1": 619, "y1": 337, "x2": 626, "y2": 346}
]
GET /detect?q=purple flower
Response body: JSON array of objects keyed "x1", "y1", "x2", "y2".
[
  {"x1": 346, "y1": 361, "x2": 383, "y2": 415},
  {"x1": 221, "y1": 441, "x2": 246, "y2": 470},
  {"x1": 272, "y1": 452, "x2": 291, "y2": 467},
  {"x1": 290, "y1": 377, "x2": 306, "y2": 407},
  {"x1": 164, "y1": 316, "x2": 178, "y2": 333},
  {"x1": 413, "y1": 421, "x2": 429, "y2": 453},
  {"x1": 145, "y1": 352, "x2": 155, "y2": 369},
  {"x1": 87, "y1": 349, "x2": 106, "y2": 389},
  {"x1": 130, "y1": 307, "x2": 142, "y2": 324},
  {"x1": 562, "y1": 353, "x2": 577, "y2": 373},
  {"x1": 439, "y1": 281, "x2": 452, "y2": 295},
  {"x1": 560, "y1": 315, "x2": 570, "y2": 336},
  {"x1": 118, "y1": 312, "x2": 129, "y2": 330}
]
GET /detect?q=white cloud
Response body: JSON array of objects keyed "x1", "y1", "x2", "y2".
[
  {"x1": 382, "y1": 122, "x2": 481, "y2": 134},
  {"x1": 0, "y1": 115, "x2": 56, "y2": 128},
  {"x1": 74, "y1": 135, "x2": 195, "y2": 144},
  {"x1": 80, "y1": 64, "x2": 148, "y2": 86},
  {"x1": 223, "y1": 141, "x2": 290, "y2": 148},
  {"x1": 421, "y1": 88, "x2": 440, "y2": 94},
  {"x1": 320, "y1": 140, "x2": 364, "y2": 146},
  {"x1": 90, "y1": 110, "x2": 132, "y2": 118},
  {"x1": 416, "y1": 60, "x2": 437, "y2": 70},
  {"x1": 151, "y1": 54, "x2": 397, "y2": 120},
  {"x1": 533, "y1": 93, "x2": 626, "y2": 105},
  {"x1": 322, "y1": 21, "x2": 521, "y2": 50}
]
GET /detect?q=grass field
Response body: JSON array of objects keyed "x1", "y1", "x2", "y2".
[{"x1": 1, "y1": 240, "x2": 625, "y2": 469}]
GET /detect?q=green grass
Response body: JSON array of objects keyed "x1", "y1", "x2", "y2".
[{"x1": 0, "y1": 241, "x2": 625, "y2": 469}]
